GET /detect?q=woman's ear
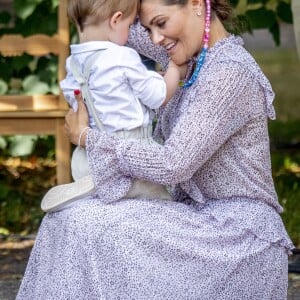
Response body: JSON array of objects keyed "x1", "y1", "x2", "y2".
[
  {"x1": 191, "y1": 0, "x2": 204, "y2": 14},
  {"x1": 109, "y1": 11, "x2": 123, "y2": 28}
]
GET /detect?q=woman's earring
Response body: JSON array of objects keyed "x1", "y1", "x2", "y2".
[{"x1": 197, "y1": 10, "x2": 202, "y2": 16}]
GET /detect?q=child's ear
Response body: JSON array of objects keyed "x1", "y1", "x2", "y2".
[{"x1": 109, "y1": 11, "x2": 123, "y2": 28}]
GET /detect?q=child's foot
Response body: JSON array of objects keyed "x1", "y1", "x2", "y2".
[{"x1": 41, "y1": 175, "x2": 94, "y2": 212}]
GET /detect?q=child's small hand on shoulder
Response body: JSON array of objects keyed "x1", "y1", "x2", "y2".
[{"x1": 168, "y1": 60, "x2": 187, "y2": 80}]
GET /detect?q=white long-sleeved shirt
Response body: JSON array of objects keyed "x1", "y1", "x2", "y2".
[{"x1": 60, "y1": 41, "x2": 166, "y2": 133}]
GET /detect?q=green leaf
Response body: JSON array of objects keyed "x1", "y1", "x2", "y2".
[
  {"x1": 0, "y1": 227, "x2": 10, "y2": 235},
  {"x1": 49, "y1": 84, "x2": 60, "y2": 95},
  {"x1": 0, "y1": 79, "x2": 8, "y2": 95},
  {"x1": 0, "y1": 182, "x2": 9, "y2": 199},
  {"x1": 247, "y1": 0, "x2": 267, "y2": 4},
  {"x1": 0, "y1": 58, "x2": 13, "y2": 81},
  {"x1": 10, "y1": 1, "x2": 58, "y2": 36},
  {"x1": 8, "y1": 135, "x2": 37, "y2": 156},
  {"x1": 0, "y1": 11, "x2": 11, "y2": 25},
  {"x1": 14, "y1": 2, "x2": 37, "y2": 20},
  {"x1": 37, "y1": 56, "x2": 58, "y2": 86},
  {"x1": 22, "y1": 75, "x2": 50, "y2": 95},
  {"x1": 269, "y1": 21, "x2": 280, "y2": 46},
  {"x1": 230, "y1": 0, "x2": 240, "y2": 8},
  {"x1": 277, "y1": 1, "x2": 293, "y2": 24},
  {"x1": 14, "y1": 0, "x2": 43, "y2": 20},
  {"x1": 11, "y1": 55, "x2": 33, "y2": 72},
  {"x1": 0, "y1": 136, "x2": 7, "y2": 150},
  {"x1": 51, "y1": 0, "x2": 59, "y2": 9},
  {"x1": 235, "y1": 14, "x2": 253, "y2": 34},
  {"x1": 245, "y1": 7, "x2": 276, "y2": 29}
]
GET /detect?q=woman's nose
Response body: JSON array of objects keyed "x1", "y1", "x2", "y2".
[{"x1": 151, "y1": 31, "x2": 164, "y2": 45}]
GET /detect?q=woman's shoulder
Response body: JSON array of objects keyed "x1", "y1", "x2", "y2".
[
  {"x1": 208, "y1": 35, "x2": 262, "y2": 72},
  {"x1": 204, "y1": 35, "x2": 271, "y2": 85},
  {"x1": 195, "y1": 35, "x2": 275, "y2": 119}
]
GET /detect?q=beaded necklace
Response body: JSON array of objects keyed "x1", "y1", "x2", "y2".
[{"x1": 180, "y1": 0, "x2": 211, "y2": 88}]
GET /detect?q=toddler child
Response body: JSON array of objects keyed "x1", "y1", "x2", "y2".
[{"x1": 41, "y1": 0, "x2": 184, "y2": 212}]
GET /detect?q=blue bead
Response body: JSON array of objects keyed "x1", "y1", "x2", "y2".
[{"x1": 182, "y1": 47, "x2": 207, "y2": 88}]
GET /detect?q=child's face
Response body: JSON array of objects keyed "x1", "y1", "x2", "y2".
[{"x1": 114, "y1": 10, "x2": 137, "y2": 46}]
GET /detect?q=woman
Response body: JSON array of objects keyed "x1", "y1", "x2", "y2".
[{"x1": 17, "y1": 0, "x2": 294, "y2": 299}]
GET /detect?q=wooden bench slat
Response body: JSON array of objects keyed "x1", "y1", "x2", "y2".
[
  {"x1": 0, "y1": 110, "x2": 68, "y2": 118},
  {"x1": 0, "y1": 34, "x2": 62, "y2": 56},
  {"x1": 0, "y1": 95, "x2": 60, "y2": 111}
]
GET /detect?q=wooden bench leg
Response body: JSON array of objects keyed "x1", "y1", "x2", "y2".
[{"x1": 55, "y1": 118, "x2": 71, "y2": 184}]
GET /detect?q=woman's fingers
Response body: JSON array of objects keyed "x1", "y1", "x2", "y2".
[
  {"x1": 74, "y1": 89, "x2": 84, "y2": 107},
  {"x1": 74, "y1": 90, "x2": 89, "y2": 124},
  {"x1": 64, "y1": 90, "x2": 89, "y2": 145},
  {"x1": 74, "y1": 90, "x2": 89, "y2": 126},
  {"x1": 64, "y1": 109, "x2": 77, "y2": 145}
]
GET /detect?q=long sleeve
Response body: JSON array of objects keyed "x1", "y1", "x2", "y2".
[
  {"x1": 127, "y1": 21, "x2": 169, "y2": 70},
  {"x1": 115, "y1": 48, "x2": 166, "y2": 109},
  {"x1": 86, "y1": 60, "x2": 267, "y2": 201},
  {"x1": 60, "y1": 56, "x2": 79, "y2": 111}
]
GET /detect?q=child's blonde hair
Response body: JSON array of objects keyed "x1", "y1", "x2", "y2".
[{"x1": 68, "y1": 0, "x2": 140, "y2": 32}]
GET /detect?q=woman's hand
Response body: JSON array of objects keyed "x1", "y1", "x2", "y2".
[{"x1": 65, "y1": 90, "x2": 89, "y2": 146}]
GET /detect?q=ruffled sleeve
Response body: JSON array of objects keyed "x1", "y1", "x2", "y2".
[
  {"x1": 221, "y1": 36, "x2": 275, "y2": 120},
  {"x1": 251, "y1": 60, "x2": 276, "y2": 120}
]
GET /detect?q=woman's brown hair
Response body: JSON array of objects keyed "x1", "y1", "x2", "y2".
[
  {"x1": 140, "y1": 0, "x2": 238, "y2": 31},
  {"x1": 140, "y1": 0, "x2": 232, "y2": 23}
]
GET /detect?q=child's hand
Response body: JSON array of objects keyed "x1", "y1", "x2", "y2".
[
  {"x1": 177, "y1": 63, "x2": 188, "y2": 80},
  {"x1": 168, "y1": 60, "x2": 187, "y2": 80}
]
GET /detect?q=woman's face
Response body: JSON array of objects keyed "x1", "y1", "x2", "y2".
[{"x1": 140, "y1": 0, "x2": 205, "y2": 65}]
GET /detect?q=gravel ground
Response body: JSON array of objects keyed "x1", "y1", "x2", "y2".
[{"x1": 0, "y1": 237, "x2": 300, "y2": 300}]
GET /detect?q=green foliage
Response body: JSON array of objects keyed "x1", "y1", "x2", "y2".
[
  {"x1": 0, "y1": 135, "x2": 55, "y2": 158},
  {"x1": 271, "y1": 152, "x2": 300, "y2": 245},
  {"x1": 0, "y1": 1, "x2": 69, "y2": 234},
  {"x1": 269, "y1": 120, "x2": 300, "y2": 145},
  {"x1": 0, "y1": 0, "x2": 59, "y2": 96},
  {"x1": 0, "y1": 79, "x2": 8, "y2": 95},
  {"x1": 10, "y1": 0, "x2": 58, "y2": 35},
  {"x1": 0, "y1": 136, "x2": 56, "y2": 234},
  {"x1": 269, "y1": 120, "x2": 300, "y2": 246},
  {"x1": 0, "y1": 156, "x2": 55, "y2": 234},
  {"x1": 231, "y1": 0, "x2": 293, "y2": 45}
]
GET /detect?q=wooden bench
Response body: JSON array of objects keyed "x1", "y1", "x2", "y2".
[{"x1": 0, "y1": 0, "x2": 71, "y2": 184}]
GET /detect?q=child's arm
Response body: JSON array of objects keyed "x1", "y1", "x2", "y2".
[
  {"x1": 162, "y1": 60, "x2": 187, "y2": 106},
  {"x1": 122, "y1": 47, "x2": 186, "y2": 110},
  {"x1": 128, "y1": 21, "x2": 169, "y2": 71}
]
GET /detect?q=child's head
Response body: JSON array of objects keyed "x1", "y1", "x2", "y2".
[{"x1": 68, "y1": 0, "x2": 139, "y2": 45}]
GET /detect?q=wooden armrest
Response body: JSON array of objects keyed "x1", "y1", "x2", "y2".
[
  {"x1": 0, "y1": 34, "x2": 62, "y2": 56},
  {"x1": 0, "y1": 110, "x2": 68, "y2": 118},
  {"x1": 0, "y1": 95, "x2": 63, "y2": 112}
]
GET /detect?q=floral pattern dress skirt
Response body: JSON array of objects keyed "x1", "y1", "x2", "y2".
[{"x1": 16, "y1": 195, "x2": 293, "y2": 300}]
